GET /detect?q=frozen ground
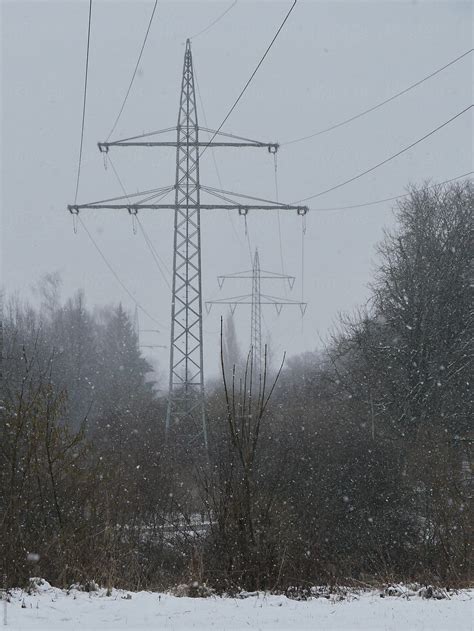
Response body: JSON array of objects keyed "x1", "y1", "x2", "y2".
[{"x1": 3, "y1": 581, "x2": 472, "y2": 631}]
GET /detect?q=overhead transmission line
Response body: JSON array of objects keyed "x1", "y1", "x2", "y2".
[
  {"x1": 136, "y1": 217, "x2": 172, "y2": 290},
  {"x1": 77, "y1": 216, "x2": 163, "y2": 327},
  {"x1": 71, "y1": 0, "x2": 164, "y2": 327},
  {"x1": 189, "y1": 0, "x2": 238, "y2": 40},
  {"x1": 309, "y1": 171, "x2": 473, "y2": 212},
  {"x1": 74, "y1": 0, "x2": 93, "y2": 203},
  {"x1": 194, "y1": 67, "x2": 249, "y2": 261},
  {"x1": 295, "y1": 105, "x2": 473, "y2": 203},
  {"x1": 106, "y1": 0, "x2": 159, "y2": 141},
  {"x1": 199, "y1": 0, "x2": 298, "y2": 160},
  {"x1": 106, "y1": 154, "x2": 172, "y2": 289},
  {"x1": 283, "y1": 48, "x2": 473, "y2": 146},
  {"x1": 190, "y1": 1, "x2": 297, "y2": 267}
]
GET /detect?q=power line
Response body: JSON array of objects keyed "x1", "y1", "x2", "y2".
[
  {"x1": 136, "y1": 216, "x2": 172, "y2": 290},
  {"x1": 106, "y1": 0, "x2": 159, "y2": 141},
  {"x1": 85, "y1": 153, "x2": 169, "y2": 323},
  {"x1": 199, "y1": 0, "x2": 298, "y2": 160},
  {"x1": 189, "y1": 0, "x2": 238, "y2": 40},
  {"x1": 106, "y1": 154, "x2": 172, "y2": 288},
  {"x1": 70, "y1": 1, "x2": 163, "y2": 329},
  {"x1": 273, "y1": 151, "x2": 288, "y2": 296},
  {"x1": 309, "y1": 171, "x2": 473, "y2": 212},
  {"x1": 194, "y1": 67, "x2": 248, "y2": 259},
  {"x1": 77, "y1": 215, "x2": 163, "y2": 327},
  {"x1": 74, "y1": 0, "x2": 93, "y2": 204},
  {"x1": 295, "y1": 105, "x2": 473, "y2": 203},
  {"x1": 283, "y1": 48, "x2": 473, "y2": 146}
]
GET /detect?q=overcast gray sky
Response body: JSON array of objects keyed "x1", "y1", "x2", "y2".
[{"x1": 2, "y1": 0, "x2": 472, "y2": 378}]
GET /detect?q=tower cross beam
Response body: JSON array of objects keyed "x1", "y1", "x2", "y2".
[
  {"x1": 99, "y1": 141, "x2": 279, "y2": 149},
  {"x1": 68, "y1": 203, "x2": 309, "y2": 214}
]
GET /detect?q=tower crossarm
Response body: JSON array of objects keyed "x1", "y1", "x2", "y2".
[
  {"x1": 206, "y1": 295, "x2": 307, "y2": 308},
  {"x1": 99, "y1": 141, "x2": 279, "y2": 149},
  {"x1": 99, "y1": 128, "x2": 279, "y2": 152},
  {"x1": 68, "y1": 203, "x2": 309, "y2": 215},
  {"x1": 217, "y1": 269, "x2": 296, "y2": 288}
]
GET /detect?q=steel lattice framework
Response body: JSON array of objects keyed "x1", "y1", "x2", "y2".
[
  {"x1": 68, "y1": 40, "x2": 308, "y2": 452},
  {"x1": 207, "y1": 249, "x2": 307, "y2": 374},
  {"x1": 168, "y1": 41, "x2": 206, "y2": 443}
]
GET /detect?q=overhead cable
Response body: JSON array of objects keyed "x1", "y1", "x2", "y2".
[
  {"x1": 74, "y1": 0, "x2": 93, "y2": 204},
  {"x1": 283, "y1": 48, "x2": 473, "y2": 146},
  {"x1": 309, "y1": 171, "x2": 473, "y2": 212},
  {"x1": 106, "y1": 0, "x2": 159, "y2": 141},
  {"x1": 136, "y1": 216, "x2": 172, "y2": 290},
  {"x1": 189, "y1": 1, "x2": 238, "y2": 40},
  {"x1": 199, "y1": 0, "x2": 298, "y2": 160},
  {"x1": 107, "y1": 155, "x2": 172, "y2": 291},
  {"x1": 78, "y1": 216, "x2": 163, "y2": 327},
  {"x1": 295, "y1": 105, "x2": 473, "y2": 203},
  {"x1": 273, "y1": 152, "x2": 287, "y2": 283},
  {"x1": 194, "y1": 67, "x2": 247, "y2": 256}
]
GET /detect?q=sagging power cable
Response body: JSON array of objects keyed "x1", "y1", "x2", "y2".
[
  {"x1": 74, "y1": 0, "x2": 93, "y2": 204},
  {"x1": 309, "y1": 171, "x2": 473, "y2": 212},
  {"x1": 189, "y1": 1, "x2": 238, "y2": 40},
  {"x1": 107, "y1": 155, "x2": 172, "y2": 289},
  {"x1": 295, "y1": 105, "x2": 473, "y2": 203},
  {"x1": 199, "y1": 0, "x2": 298, "y2": 161},
  {"x1": 78, "y1": 216, "x2": 163, "y2": 327},
  {"x1": 283, "y1": 48, "x2": 473, "y2": 146},
  {"x1": 106, "y1": 0, "x2": 159, "y2": 141}
]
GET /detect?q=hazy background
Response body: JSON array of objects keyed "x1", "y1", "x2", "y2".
[{"x1": 2, "y1": 0, "x2": 472, "y2": 379}]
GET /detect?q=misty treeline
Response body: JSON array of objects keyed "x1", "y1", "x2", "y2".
[{"x1": 1, "y1": 181, "x2": 472, "y2": 592}]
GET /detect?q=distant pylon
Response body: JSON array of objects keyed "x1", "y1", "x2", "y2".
[{"x1": 206, "y1": 249, "x2": 307, "y2": 374}]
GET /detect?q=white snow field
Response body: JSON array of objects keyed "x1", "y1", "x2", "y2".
[{"x1": 4, "y1": 581, "x2": 472, "y2": 631}]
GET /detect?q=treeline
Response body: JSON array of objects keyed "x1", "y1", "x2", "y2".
[{"x1": 0, "y1": 181, "x2": 472, "y2": 591}]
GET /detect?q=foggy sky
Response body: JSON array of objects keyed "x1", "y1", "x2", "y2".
[{"x1": 2, "y1": 0, "x2": 472, "y2": 379}]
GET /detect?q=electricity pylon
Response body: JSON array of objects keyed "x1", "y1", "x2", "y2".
[
  {"x1": 68, "y1": 40, "x2": 308, "y2": 451},
  {"x1": 206, "y1": 249, "x2": 307, "y2": 373}
]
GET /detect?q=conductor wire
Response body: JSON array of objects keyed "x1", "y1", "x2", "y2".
[
  {"x1": 74, "y1": 0, "x2": 93, "y2": 204},
  {"x1": 199, "y1": 0, "x2": 298, "y2": 161},
  {"x1": 294, "y1": 105, "x2": 473, "y2": 203},
  {"x1": 106, "y1": 0, "x2": 159, "y2": 141},
  {"x1": 273, "y1": 152, "x2": 287, "y2": 294},
  {"x1": 189, "y1": 1, "x2": 238, "y2": 40},
  {"x1": 283, "y1": 48, "x2": 473, "y2": 145}
]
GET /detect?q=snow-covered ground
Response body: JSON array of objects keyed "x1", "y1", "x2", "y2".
[{"x1": 3, "y1": 580, "x2": 472, "y2": 631}]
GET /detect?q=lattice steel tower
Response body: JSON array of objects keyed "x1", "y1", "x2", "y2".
[
  {"x1": 68, "y1": 40, "x2": 308, "y2": 451},
  {"x1": 207, "y1": 249, "x2": 307, "y2": 375},
  {"x1": 167, "y1": 41, "x2": 206, "y2": 442}
]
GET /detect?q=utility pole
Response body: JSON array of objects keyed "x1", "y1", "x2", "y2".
[
  {"x1": 207, "y1": 249, "x2": 307, "y2": 374},
  {"x1": 68, "y1": 40, "x2": 308, "y2": 451}
]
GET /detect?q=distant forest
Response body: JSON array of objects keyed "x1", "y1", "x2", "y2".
[{"x1": 1, "y1": 181, "x2": 472, "y2": 592}]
